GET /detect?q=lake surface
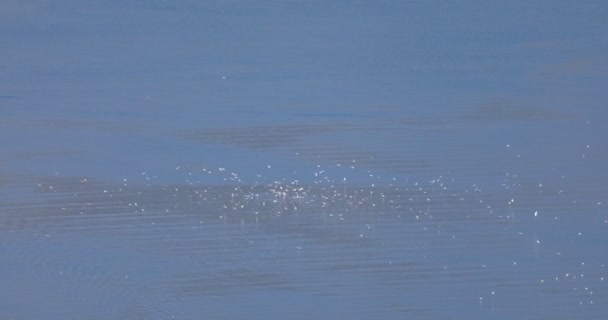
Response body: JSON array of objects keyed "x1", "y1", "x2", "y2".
[{"x1": 1, "y1": 1, "x2": 607, "y2": 319}]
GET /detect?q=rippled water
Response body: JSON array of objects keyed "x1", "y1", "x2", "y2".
[
  {"x1": 2, "y1": 1, "x2": 608, "y2": 319},
  {"x1": 2, "y1": 107, "x2": 606, "y2": 319}
]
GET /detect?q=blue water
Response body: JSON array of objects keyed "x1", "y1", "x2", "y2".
[{"x1": 1, "y1": 1, "x2": 607, "y2": 319}]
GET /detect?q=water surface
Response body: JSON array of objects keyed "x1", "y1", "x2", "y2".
[{"x1": 1, "y1": 1, "x2": 607, "y2": 319}]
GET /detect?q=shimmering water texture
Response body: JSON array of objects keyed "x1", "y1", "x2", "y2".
[
  {"x1": 1, "y1": 141, "x2": 607, "y2": 319},
  {"x1": 2, "y1": 1, "x2": 608, "y2": 319}
]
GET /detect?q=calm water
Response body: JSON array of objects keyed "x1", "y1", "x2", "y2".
[{"x1": 1, "y1": 1, "x2": 607, "y2": 319}]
